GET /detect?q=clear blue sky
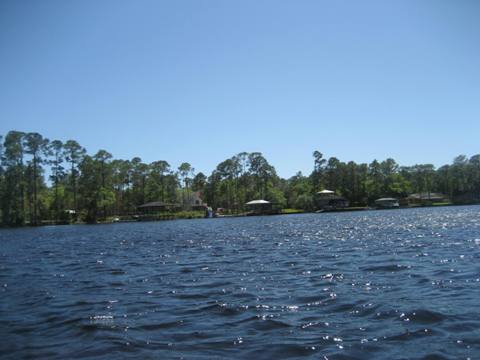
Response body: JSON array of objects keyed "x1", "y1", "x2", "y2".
[{"x1": 1, "y1": 0, "x2": 479, "y2": 178}]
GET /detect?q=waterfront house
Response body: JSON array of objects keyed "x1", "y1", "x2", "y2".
[{"x1": 183, "y1": 191, "x2": 208, "y2": 210}]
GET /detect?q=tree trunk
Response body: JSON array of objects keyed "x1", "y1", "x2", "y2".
[{"x1": 33, "y1": 154, "x2": 38, "y2": 225}]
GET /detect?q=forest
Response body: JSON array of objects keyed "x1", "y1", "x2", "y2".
[{"x1": 1, "y1": 130, "x2": 479, "y2": 226}]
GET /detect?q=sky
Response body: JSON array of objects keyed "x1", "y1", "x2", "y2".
[{"x1": 1, "y1": 0, "x2": 479, "y2": 178}]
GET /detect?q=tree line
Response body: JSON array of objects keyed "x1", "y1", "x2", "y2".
[{"x1": 0, "y1": 130, "x2": 479, "y2": 226}]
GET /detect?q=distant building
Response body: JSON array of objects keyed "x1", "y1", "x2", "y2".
[
  {"x1": 317, "y1": 189, "x2": 335, "y2": 197},
  {"x1": 315, "y1": 190, "x2": 349, "y2": 210},
  {"x1": 375, "y1": 198, "x2": 399, "y2": 209},
  {"x1": 139, "y1": 192, "x2": 208, "y2": 213},
  {"x1": 184, "y1": 191, "x2": 207, "y2": 210},
  {"x1": 138, "y1": 201, "x2": 180, "y2": 214},
  {"x1": 245, "y1": 199, "x2": 278, "y2": 215}
]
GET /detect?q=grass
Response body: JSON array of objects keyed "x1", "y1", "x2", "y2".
[
  {"x1": 137, "y1": 210, "x2": 205, "y2": 221},
  {"x1": 431, "y1": 202, "x2": 453, "y2": 206},
  {"x1": 174, "y1": 211, "x2": 206, "y2": 219},
  {"x1": 281, "y1": 208, "x2": 305, "y2": 214}
]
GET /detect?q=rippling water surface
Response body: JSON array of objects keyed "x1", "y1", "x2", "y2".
[{"x1": 1, "y1": 206, "x2": 480, "y2": 359}]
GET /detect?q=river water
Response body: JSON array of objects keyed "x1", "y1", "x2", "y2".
[{"x1": 1, "y1": 206, "x2": 480, "y2": 359}]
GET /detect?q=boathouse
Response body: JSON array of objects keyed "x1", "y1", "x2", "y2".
[
  {"x1": 375, "y1": 198, "x2": 400, "y2": 209},
  {"x1": 315, "y1": 190, "x2": 349, "y2": 210},
  {"x1": 137, "y1": 201, "x2": 181, "y2": 214},
  {"x1": 245, "y1": 199, "x2": 275, "y2": 215}
]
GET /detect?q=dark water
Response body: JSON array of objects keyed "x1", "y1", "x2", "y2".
[{"x1": 1, "y1": 206, "x2": 480, "y2": 359}]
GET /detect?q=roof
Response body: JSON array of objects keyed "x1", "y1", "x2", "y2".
[
  {"x1": 375, "y1": 198, "x2": 398, "y2": 202},
  {"x1": 317, "y1": 190, "x2": 334, "y2": 194},
  {"x1": 246, "y1": 199, "x2": 270, "y2": 205}
]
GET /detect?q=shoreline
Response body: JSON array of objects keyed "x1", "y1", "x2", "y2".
[{"x1": 2, "y1": 202, "x2": 479, "y2": 228}]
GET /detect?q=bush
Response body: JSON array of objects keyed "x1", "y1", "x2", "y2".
[{"x1": 294, "y1": 194, "x2": 315, "y2": 211}]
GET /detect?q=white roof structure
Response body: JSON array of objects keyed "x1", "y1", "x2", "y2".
[
  {"x1": 317, "y1": 190, "x2": 334, "y2": 194},
  {"x1": 245, "y1": 199, "x2": 270, "y2": 205}
]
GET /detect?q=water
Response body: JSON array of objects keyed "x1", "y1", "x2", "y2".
[{"x1": 1, "y1": 206, "x2": 480, "y2": 359}]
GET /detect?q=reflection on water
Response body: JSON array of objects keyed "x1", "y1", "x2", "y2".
[{"x1": 1, "y1": 206, "x2": 480, "y2": 359}]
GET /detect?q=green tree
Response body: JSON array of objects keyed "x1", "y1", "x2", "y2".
[
  {"x1": 248, "y1": 152, "x2": 276, "y2": 199},
  {"x1": 131, "y1": 157, "x2": 148, "y2": 205},
  {"x1": 147, "y1": 160, "x2": 171, "y2": 202},
  {"x1": 24, "y1": 132, "x2": 49, "y2": 225},
  {"x1": 325, "y1": 157, "x2": 341, "y2": 192},
  {"x1": 64, "y1": 140, "x2": 86, "y2": 214},
  {"x1": 78, "y1": 153, "x2": 114, "y2": 223},
  {"x1": 192, "y1": 172, "x2": 207, "y2": 192},
  {"x1": 94, "y1": 150, "x2": 113, "y2": 220},
  {"x1": 366, "y1": 160, "x2": 383, "y2": 202},
  {"x1": 78, "y1": 155, "x2": 98, "y2": 223},
  {"x1": 2, "y1": 131, "x2": 26, "y2": 225},
  {"x1": 312, "y1": 150, "x2": 326, "y2": 191},
  {"x1": 49, "y1": 140, "x2": 65, "y2": 221},
  {"x1": 469, "y1": 155, "x2": 480, "y2": 199},
  {"x1": 435, "y1": 165, "x2": 453, "y2": 199},
  {"x1": 286, "y1": 172, "x2": 314, "y2": 210},
  {"x1": 178, "y1": 162, "x2": 194, "y2": 207},
  {"x1": 111, "y1": 159, "x2": 132, "y2": 215}
]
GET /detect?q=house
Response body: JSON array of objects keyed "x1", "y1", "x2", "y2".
[{"x1": 184, "y1": 191, "x2": 207, "y2": 210}]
